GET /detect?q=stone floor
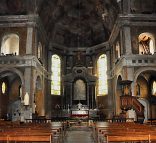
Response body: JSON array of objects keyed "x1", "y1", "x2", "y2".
[{"x1": 64, "y1": 126, "x2": 95, "y2": 143}]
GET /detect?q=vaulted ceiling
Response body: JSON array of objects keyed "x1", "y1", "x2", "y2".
[
  {"x1": 0, "y1": 0, "x2": 156, "y2": 48},
  {"x1": 0, "y1": 0, "x2": 119, "y2": 47},
  {"x1": 39, "y1": 0, "x2": 119, "y2": 47}
]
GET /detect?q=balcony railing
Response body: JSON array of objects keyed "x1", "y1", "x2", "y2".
[
  {"x1": 110, "y1": 54, "x2": 156, "y2": 76},
  {"x1": 0, "y1": 55, "x2": 45, "y2": 70}
]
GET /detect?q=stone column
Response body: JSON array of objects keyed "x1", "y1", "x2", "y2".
[
  {"x1": 91, "y1": 83, "x2": 96, "y2": 109},
  {"x1": 24, "y1": 68, "x2": 32, "y2": 105},
  {"x1": 26, "y1": 27, "x2": 33, "y2": 54},
  {"x1": 122, "y1": 0, "x2": 131, "y2": 14},
  {"x1": 69, "y1": 82, "x2": 73, "y2": 107},
  {"x1": 120, "y1": 29, "x2": 124, "y2": 56},
  {"x1": 31, "y1": 69, "x2": 36, "y2": 113},
  {"x1": 106, "y1": 50, "x2": 113, "y2": 106},
  {"x1": 106, "y1": 50, "x2": 111, "y2": 75},
  {"x1": 123, "y1": 26, "x2": 132, "y2": 55},
  {"x1": 87, "y1": 83, "x2": 89, "y2": 107},
  {"x1": 92, "y1": 55, "x2": 96, "y2": 75},
  {"x1": 127, "y1": 68, "x2": 135, "y2": 96}
]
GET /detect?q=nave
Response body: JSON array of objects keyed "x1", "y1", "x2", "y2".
[
  {"x1": 1, "y1": 119, "x2": 156, "y2": 143},
  {"x1": 63, "y1": 126, "x2": 94, "y2": 143}
]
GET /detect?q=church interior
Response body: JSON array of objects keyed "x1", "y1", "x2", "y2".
[{"x1": 0, "y1": 0, "x2": 156, "y2": 142}]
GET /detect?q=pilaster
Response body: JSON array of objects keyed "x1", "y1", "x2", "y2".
[
  {"x1": 123, "y1": 26, "x2": 132, "y2": 55},
  {"x1": 26, "y1": 27, "x2": 33, "y2": 54}
]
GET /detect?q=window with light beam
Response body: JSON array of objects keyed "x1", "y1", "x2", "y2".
[
  {"x1": 97, "y1": 54, "x2": 108, "y2": 96},
  {"x1": 51, "y1": 54, "x2": 61, "y2": 95}
]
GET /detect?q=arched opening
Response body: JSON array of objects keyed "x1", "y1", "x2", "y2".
[
  {"x1": 135, "y1": 73, "x2": 149, "y2": 121},
  {"x1": 134, "y1": 70, "x2": 156, "y2": 120},
  {"x1": 51, "y1": 54, "x2": 61, "y2": 95},
  {"x1": 135, "y1": 74, "x2": 148, "y2": 98},
  {"x1": 138, "y1": 32, "x2": 155, "y2": 55},
  {"x1": 1, "y1": 34, "x2": 19, "y2": 55},
  {"x1": 0, "y1": 71, "x2": 22, "y2": 121}
]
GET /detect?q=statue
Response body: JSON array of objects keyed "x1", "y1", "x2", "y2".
[{"x1": 78, "y1": 102, "x2": 82, "y2": 110}]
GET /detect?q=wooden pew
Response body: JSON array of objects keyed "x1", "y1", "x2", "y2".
[
  {"x1": 0, "y1": 121, "x2": 53, "y2": 143},
  {"x1": 93, "y1": 122, "x2": 156, "y2": 143},
  {"x1": 8, "y1": 134, "x2": 52, "y2": 142},
  {"x1": 0, "y1": 132, "x2": 52, "y2": 143},
  {"x1": 106, "y1": 134, "x2": 150, "y2": 143},
  {"x1": 51, "y1": 121, "x2": 64, "y2": 143}
]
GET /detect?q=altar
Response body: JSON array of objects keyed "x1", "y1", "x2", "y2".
[{"x1": 71, "y1": 109, "x2": 89, "y2": 119}]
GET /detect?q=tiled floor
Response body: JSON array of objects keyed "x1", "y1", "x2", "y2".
[{"x1": 64, "y1": 126, "x2": 95, "y2": 143}]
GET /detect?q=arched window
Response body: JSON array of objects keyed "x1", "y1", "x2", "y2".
[
  {"x1": 138, "y1": 33, "x2": 155, "y2": 55},
  {"x1": 97, "y1": 54, "x2": 108, "y2": 96},
  {"x1": 1, "y1": 34, "x2": 19, "y2": 55},
  {"x1": 37, "y1": 42, "x2": 42, "y2": 59},
  {"x1": 19, "y1": 85, "x2": 22, "y2": 97},
  {"x1": 51, "y1": 54, "x2": 61, "y2": 95},
  {"x1": 152, "y1": 81, "x2": 156, "y2": 96},
  {"x1": 1, "y1": 82, "x2": 6, "y2": 94}
]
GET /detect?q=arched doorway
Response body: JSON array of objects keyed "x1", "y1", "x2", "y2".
[
  {"x1": 134, "y1": 69, "x2": 156, "y2": 120},
  {"x1": 0, "y1": 70, "x2": 22, "y2": 120}
]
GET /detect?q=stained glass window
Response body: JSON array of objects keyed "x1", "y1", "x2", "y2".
[
  {"x1": 51, "y1": 54, "x2": 61, "y2": 95},
  {"x1": 97, "y1": 54, "x2": 108, "y2": 96}
]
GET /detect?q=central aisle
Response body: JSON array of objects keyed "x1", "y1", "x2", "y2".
[{"x1": 64, "y1": 126, "x2": 95, "y2": 143}]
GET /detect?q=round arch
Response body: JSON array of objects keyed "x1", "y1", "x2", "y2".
[
  {"x1": 133, "y1": 67, "x2": 156, "y2": 84},
  {"x1": 138, "y1": 32, "x2": 155, "y2": 55},
  {"x1": 1, "y1": 33, "x2": 19, "y2": 55},
  {"x1": 133, "y1": 67, "x2": 156, "y2": 119},
  {"x1": 0, "y1": 68, "x2": 24, "y2": 85},
  {"x1": 0, "y1": 68, "x2": 24, "y2": 120},
  {"x1": 133, "y1": 67, "x2": 156, "y2": 96}
]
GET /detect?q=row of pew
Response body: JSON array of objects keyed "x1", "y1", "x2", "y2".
[
  {"x1": 0, "y1": 120, "x2": 67, "y2": 143},
  {"x1": 92, "y1": 121, "x2": 156, "y2": 143}
]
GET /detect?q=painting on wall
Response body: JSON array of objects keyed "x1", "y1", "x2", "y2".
[{"x1": 74, "y1": 79, "x2": 86, "y2": 100}]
